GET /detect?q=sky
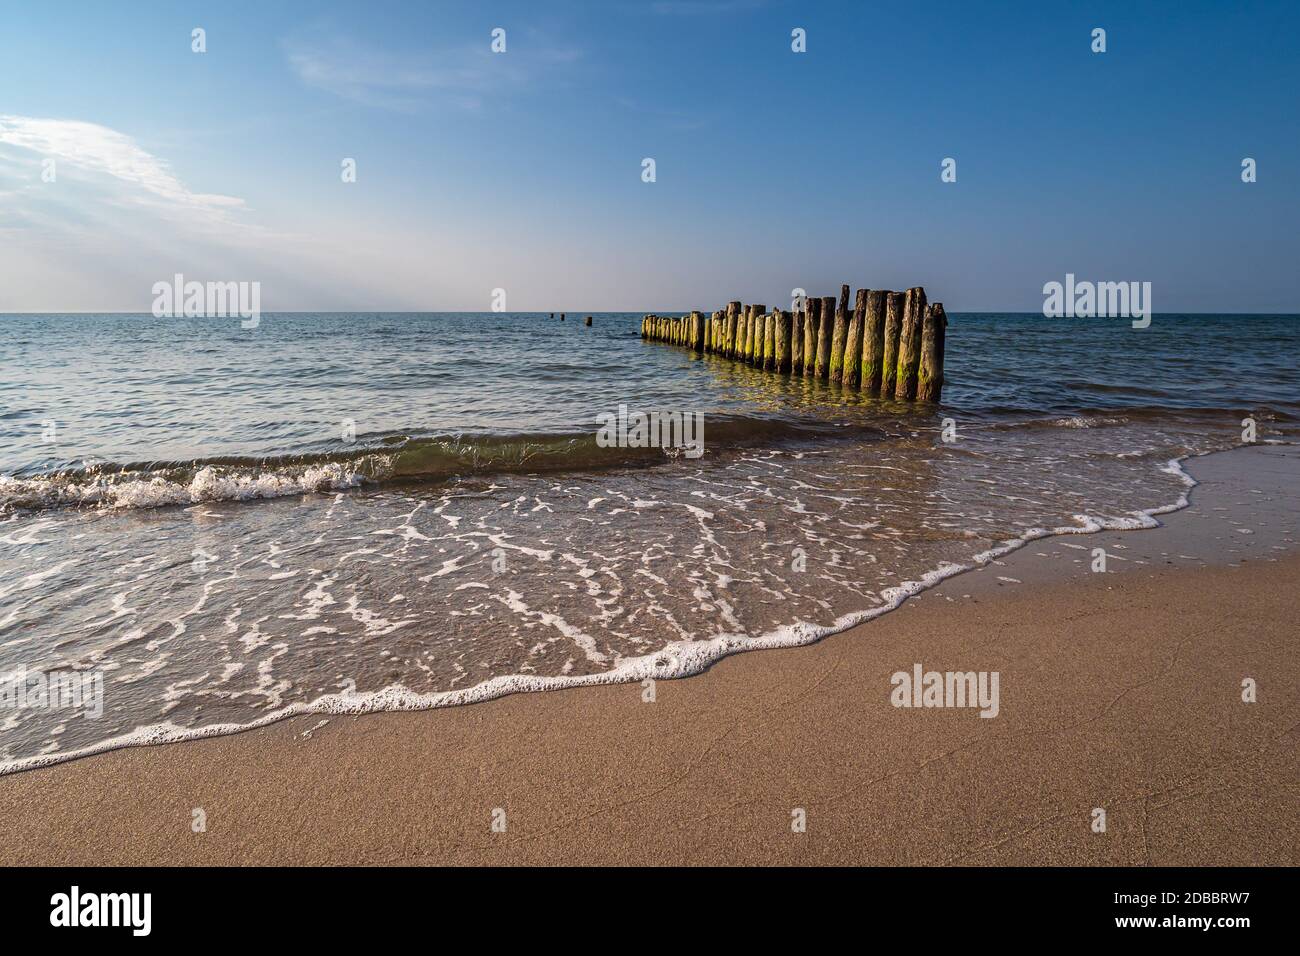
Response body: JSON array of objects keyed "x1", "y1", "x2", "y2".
[{"x1": 1, "y1": 0, "x2": 1297, "y2": 313}]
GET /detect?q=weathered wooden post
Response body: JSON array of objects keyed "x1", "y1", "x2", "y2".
[
  {"x1": 843, "y1": 289, "x2": 867, "y2": 389},
  {"x1": 829, "y1": 285, "x2": 850, "y2": 383},
  {"x1": 895, "y1": 288, "x2": 927, "y2": 400},
  {"x1": 880, "y1": 292, "x2": 905, "y2": 395},
  {"x1": 815, "y1": 295, "x2": 835, "y2": 379},
  {"x1": 550, "y1": 312, "x2": 555, "y2": 319},
  {"x1": 561, "y1": 313, "x2": 566, "y2": 321},
  {"x1": 750, "y1": 305, "x2": 767, "y2": 364},
  {"x1": 861, "y1": 292, "x2": 887, "y2": 393},
  {"x1": 762, "y1": 312, "x2": 775, "y2": 370},
  {"x1": 803, "y1": 298, "x2": 819, "y2": 376},
  {"x1": 790, "y1": 306, "x2": 805, "y2": 375},
  {"x1": 774, "y1": 309, "x2": 791, "y2": 372},
  {"x1": 737, "y1": 306, "x2": 750, "y2": 361},
  {"x1": 917, "y1": 303, "x2": 947, "y2": 403},
  {"x1": 585, "y1": 315, "x2": 593, "y2": 326}
]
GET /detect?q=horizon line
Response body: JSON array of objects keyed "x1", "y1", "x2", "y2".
[{"x1": 3, "y1": 310, "x2": 1300, "y2": 318}]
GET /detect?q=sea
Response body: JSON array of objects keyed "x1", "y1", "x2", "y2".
[{"x1": 1, "y1": 311, "x2": 1296, "y2": 774}]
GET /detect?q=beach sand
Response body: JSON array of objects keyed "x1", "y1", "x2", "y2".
[{"x1": 2, "y1": 444, "x2": 1296, "y2": 866}]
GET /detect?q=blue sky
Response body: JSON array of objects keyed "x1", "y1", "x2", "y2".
[{"x1": 1, "y1": 0, "x2": 1297, "y2": 312}]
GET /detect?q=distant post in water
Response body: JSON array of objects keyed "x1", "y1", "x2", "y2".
[
  {"x1": 861, "y1": 291, "x2": 887, "y2": 394},
  {"x1": 815, "y1": 295, "x2": 834, "y2": 379},
  {"x1": 917, "y1": 303, "x2": 947, "y2": 403},
  {"x1": 843, "y1": 289, "x2": 866, "y2": 389},
  {"x1": 895, "y1": 288, "x2": 927, "y2": 400},
  {"x1": 803, "y1": 298, "x2": 819, "y2": 376},
  {"x1": 829, "y1": 291, "x2": 849, "y2": 384},
  {"x1": 750, "y1": 305, "x2": 767, "y2": 365},
  {"x1": 790, "y1": 307, "x2": 805, "y2": 375},
  {"x1": 880, "y1": 292, "x2": 905, "y2": 396},
  {"x1": 775, "y1": 309, "x2": 791, "y2": 372},
  {"x1": 585, "y1": 315, "x2": 593, "y2": 326}
]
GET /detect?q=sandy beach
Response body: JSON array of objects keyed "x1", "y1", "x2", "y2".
[{"x1": 2, "y1": 444, "x2": 1296, "y2": 866}]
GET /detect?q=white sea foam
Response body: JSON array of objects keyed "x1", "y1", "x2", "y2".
[
  {"x1": 0, "y1": 463, "x2": 372, "y2": 513},
  {"x1": 0, "y1": 452, "x2": 1219, "y2": 778}
]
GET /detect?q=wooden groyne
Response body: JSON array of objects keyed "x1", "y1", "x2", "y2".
[{"x1": 640, "y1": 286, "x2": 947, "y2": 402}]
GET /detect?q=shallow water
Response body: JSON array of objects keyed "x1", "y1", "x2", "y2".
[{"x1": 1, "y1": 312, "x2": 1297, "y2": 772}]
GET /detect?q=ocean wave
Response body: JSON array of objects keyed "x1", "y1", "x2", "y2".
[{"x1": 0, "y1": 416, "x2": 868, "y2": 514}]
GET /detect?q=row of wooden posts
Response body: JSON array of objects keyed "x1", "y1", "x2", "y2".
[{"x1": 639, "y1": 285, "x2": 947, "y2": 402}]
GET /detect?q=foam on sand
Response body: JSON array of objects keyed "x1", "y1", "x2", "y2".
[{"x1": 0, "y1": 455, "x2": 1211, "y2": 778}]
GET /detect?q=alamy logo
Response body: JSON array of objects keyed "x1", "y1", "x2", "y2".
[
  {"x1": 595, "y1": 404, "x2": 704, "y2": 458},
  {"x1": 890, "y1": 663, "x2": 1000, "y2": 718},
  {"x1": 1, "y1": 665, "x2": 103, "y2": 719},
  {"x1": 152, "y1": 273, "x2": 261, "y2": 329},
  {"x1": 1042, "y1": 273, "x2": 1151, "y2": 328},
  {"x1": 50, "y1": 886, "x2": 151, "y2": 936}
]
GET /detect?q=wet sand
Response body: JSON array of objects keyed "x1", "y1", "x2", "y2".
[{"x1": 2, "y1": 444, "x2": 1296, "y2": 865}]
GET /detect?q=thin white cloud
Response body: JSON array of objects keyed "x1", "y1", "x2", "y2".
[
  {"x1": 0, "y1": 113, "x2": 456, "y2": 311},
  {"x1": 283, "y1": 31, "x2": 581, "y2": 112},
  {"x1": 0, "y1": 115, "x2": 245, "y2": 223}
]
